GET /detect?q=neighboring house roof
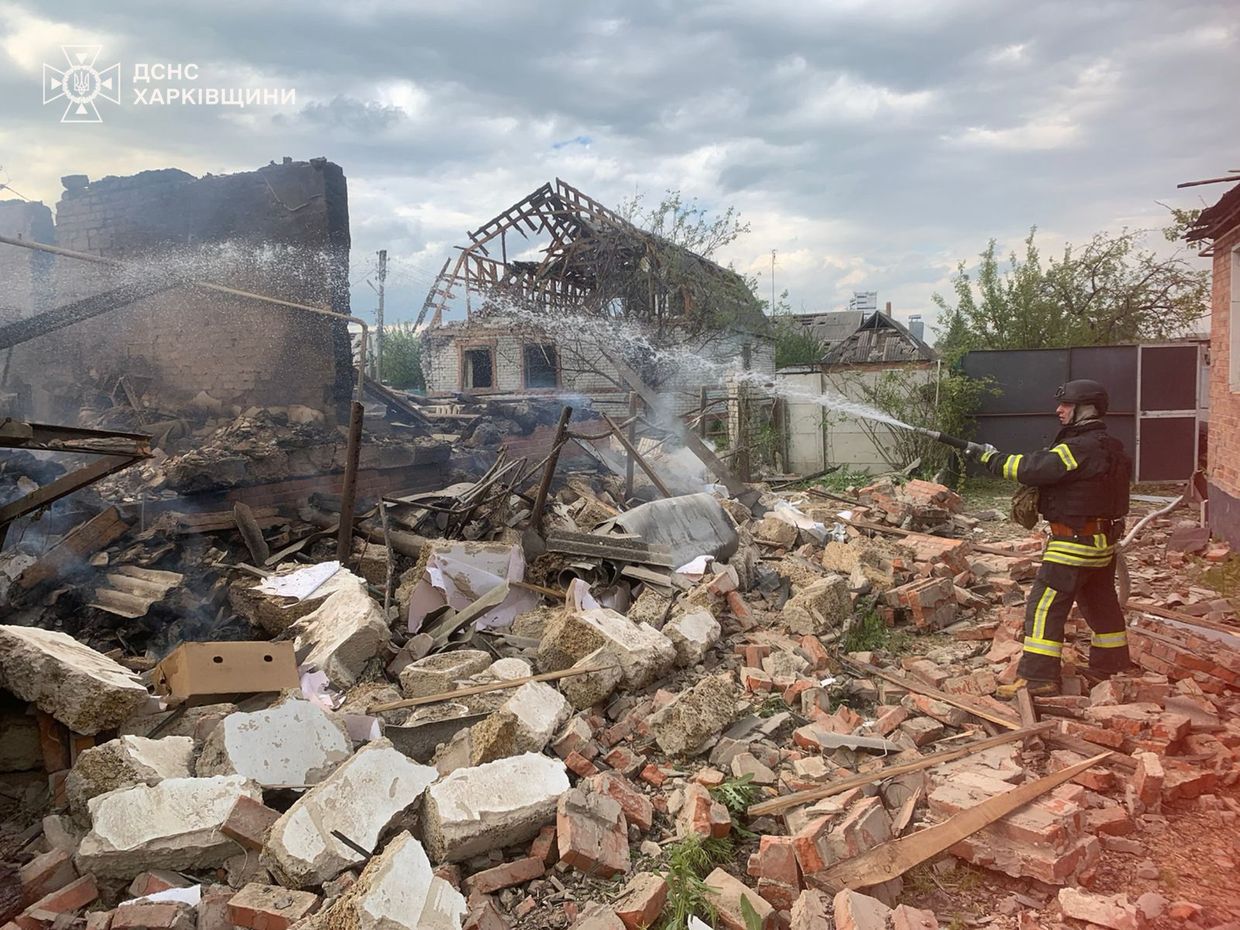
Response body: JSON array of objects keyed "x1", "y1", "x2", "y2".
[
  {"x1": 420, "y1": 178, "x2": 769, "y2": 337},
  {"x1": 822, "y1": 310, "x2": 937, "y2": 366},
  {"x1": 1186, "y1": 180, "x2": 1240, "y2": 243},
  {"x1": 786, "y1": 311, "x2": 865, "y2": 350}
]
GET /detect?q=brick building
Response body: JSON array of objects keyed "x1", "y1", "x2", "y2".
[
  {"x1": 419, "y1": 179, "x2": 775, "y2": 420},
  {"x1": 0, "y1": 158, "x2": 352, "y2": 422},
  {"x1": 1187, "y1": 181, "x2": 1240, "y2": 545}
]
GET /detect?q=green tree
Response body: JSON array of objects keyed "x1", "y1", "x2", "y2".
[
  {"x1": 764, "y1": 289, "x2": 825, "y2": 367},
  {"x1": 932, "y1": 228, "x2": 1208, "y2": 352},
  {"x1": 380, "y1": 322, "x2": 425, "y2": 391}
]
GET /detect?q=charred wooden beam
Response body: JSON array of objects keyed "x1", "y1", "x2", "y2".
[{"x1": 0, "y1": 275, "x2": 183, "y2": 351}]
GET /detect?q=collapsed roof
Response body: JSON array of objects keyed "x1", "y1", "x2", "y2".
[
  {"x1": 420, "y1": 179, "x2": 768, "y2": 338},
  {"x1": 822, "y1": 310, "x2": 937, "y2": 366}
]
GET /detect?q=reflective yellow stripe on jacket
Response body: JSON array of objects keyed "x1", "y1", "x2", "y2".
[{"x1": 1043, "y1": 531, "x2": 1115, "y2": 567}]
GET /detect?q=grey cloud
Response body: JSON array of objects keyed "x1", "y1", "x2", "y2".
[{"x1": 1, "y1": 0, "x2": 1236, "y2": 326}]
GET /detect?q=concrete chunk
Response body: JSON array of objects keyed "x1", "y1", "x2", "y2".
[
  {"x1": 320, "y1": 831, "x2": 465, "y2": 930},
  {"x1": 663, "y1": 609, "x2": 722, "y2": 666},
  {"x1": 75, "y1": 775, "x2": 260, "y2": 878},
  {"x1": 469, "y1": 680, "x2": 571, "y2": 764},
  {"x1": 398, "y1": 650, "x2": 493, "y2": 699},
  {"x1": 287, "y1": 569, "x2": 391, "y2": 688},
  {"x1": 537, "y1": 608, "x2": 675, "y2": 689},
  {"x1": 0, "y1": 625, "x2": 149, "y2": 735},
  {"x1": 262, "y1": 740, "x2": 438, "y2": 888},
  {"x1": 196, "y1": 699, "x2": 351, "y2": 787},
  {"x1": 66, "y1": 735, "x2": 194, "y2": 818},
  {"x1": 783, "y1": 575, "x2": 851, "y2": 635},
  {"x1": 559, "y1": 648, "x2": 623, "y2": 710},
  {"x1": 647, "y1": 673, "x2": 738, "y2": 757},
  {"x1": 422, "y1": 752, "x2": 569, "y2": 863}
]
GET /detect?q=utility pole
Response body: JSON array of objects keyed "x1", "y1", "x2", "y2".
[
  {"x1": 770, "y1": 249, "x2": 776, "y2": 312},
  {"x1": 375, "y1": 249, "x2": 387, "y2": 382}
]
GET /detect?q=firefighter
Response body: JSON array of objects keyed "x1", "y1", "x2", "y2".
[{"x1": 965, "y1": 379, "x2": 1133, "y2": 697}]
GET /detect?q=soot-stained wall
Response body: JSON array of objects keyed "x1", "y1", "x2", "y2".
[{"x1": 0, "y1": 158, "x2": 351, "y2": 421}]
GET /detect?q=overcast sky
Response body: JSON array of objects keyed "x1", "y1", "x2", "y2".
[{"x1": 1, "y1": 1, "x2": 1236, "y2": 333}]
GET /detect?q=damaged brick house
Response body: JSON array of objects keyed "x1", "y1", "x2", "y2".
[
  {"x1": 1188, "y1": 178, "x2": 1240, "y2": 546},
  {"x1": 417, "y1": 180, "x2": 775, "y2": 426},
  {"x1": 0, "y1": 158, "x2": 353, "y2": 424}
]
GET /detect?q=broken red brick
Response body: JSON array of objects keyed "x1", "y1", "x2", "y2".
[
  {"x1": 565, "y1": 750, "x2": 600, "y2": 778},
  {"x1": 874, "y1": 704, "x2": 909, "y2": 736},
  {"x1": 798, "y1": 635, "x2": 831, "y2": 671},
  {"x1": 747, "y1": 834, "x2": 802, "y2": 911},
  {"x1": 741, "y1": 668, "x2": 774, "y2": 693},
  {"x1": 17, "y1": 875, "x2": 97, "y2": 928},
  {"x1": 126, "y1": 871, "x2": 192, "y2": 900},
  {"x1": 602, "y1": 745, "x2": 644, "y2": 777},
  {"x1": 613, "y1": 872, "x2": 669, "y2": 930},
  {"x1": 464, "y1": 857, "x2": 544, "y2": 896},
  {"x1": 587, "y1": 771, "x2": 654, "y2": 834},
  {"x1": 678, "y1": 783, "x2": 731, "y2": 840},
  {"x1": 639, "y1": 763, "x2": 669, "y2": 787},
  {"x1": 1133, "y1": 752, "x2": 1164, "y2": 808},
  {"x1": 1084, "y1": 807, "x2": 1135, "y2": 837},
  {"x1": 891, "y1": 904, "x2": 940, "y2": 930},
  {"x1": 557, "y1": 787, "x2": 630, "y2": 878},
  {"x1": 196, "y1": 887, "x2": 233, "y2": 930},
  {"x1": 227, "y1": 884, "x2": 319, "y2": 930},
  {"x1": 18, "y1": 851, "x2": 75, "y2": 907},
  {"x1": 112, "y1": 903, "x2": 196, "y2": 930},
  {"x1": 529, "y1": 824, "x2": 558, "y2": 866},
  {"x1": 220, "y1": 796, "x2": 282, "y2": 851}
]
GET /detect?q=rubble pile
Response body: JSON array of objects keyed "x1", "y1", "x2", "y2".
[{"x1": 2, "y1": 456, "x2": 1239, "y2": 930}]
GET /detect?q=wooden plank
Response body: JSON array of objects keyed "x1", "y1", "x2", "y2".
[
  {"x1": 1127, "y1": 600, "x2": 1239, "y2": 635},
  {"x1": 1046, "y1": 733, "x2": 1136, "y2": 772},
  {"x1": 747, "y1": 723, "x2": 1054, "y2": 817},
  {"x1": 0, "y1": 454, "x2": 141, "y2": 526},
  {"x1": 1016, "y1": 688, "x2": 1039, "y2": 749},
  {"x1": 13, "y1": 506, "x2": 130, "y2": 591},
  {"x1": 818, "y1": 752, "x2": 1111, "y2": 890},
  {"x1": 842, "y1": 658, "x2": 1021, "y2": 731},
  {"x1": 369, "y1": 664, "x2": 610, "y2": 713},
  {"x1": 600, "y1": 412, "x2": 672, "y2": 499}
]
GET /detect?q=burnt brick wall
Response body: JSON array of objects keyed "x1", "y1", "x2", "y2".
[
  {"x1": 1, "y1": 159, "x2": 351, "y2": 422},
  {"x1": 1208, "y1": 223, "x2": 1240, "y2": 547}
]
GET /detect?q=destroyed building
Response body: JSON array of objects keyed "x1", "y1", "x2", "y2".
[
  {"x1": 418, "y1": 180, "x2": 775, "y2": 419},
  {"x1": 1188, "y1": 178, "x2": 1240, "y2": 547},
  {"x1": 1, "y1": 157, "x2": 1238, "y2": 930},
  {"x1": 0, "y1": 158, "x2": 353, "y2": 422}
]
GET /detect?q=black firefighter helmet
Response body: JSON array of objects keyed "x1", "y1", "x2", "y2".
[{"x1": 1056, "y1": 379, "x2": 1109, "y2": 416}]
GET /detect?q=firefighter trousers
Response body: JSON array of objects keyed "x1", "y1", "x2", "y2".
[{"x1": 1018, "y1": 555, "x2": 1130, "y2": 682}]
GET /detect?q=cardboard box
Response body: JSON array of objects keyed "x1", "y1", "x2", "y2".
[{"x1": 153, "y1": 642, "x2": 299, "y2": 699}]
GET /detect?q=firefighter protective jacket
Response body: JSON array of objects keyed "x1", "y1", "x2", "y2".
[{"x1": 980, "y1": 420, "x2": 1130, "y2": 568}]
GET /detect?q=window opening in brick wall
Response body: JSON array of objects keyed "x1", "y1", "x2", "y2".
[
  {"x1": 523, "y1": 343, "x2": 558, "y2": 388},
  {"x1": 463, "y1": 347, "x2": 494, "y2": 389}
]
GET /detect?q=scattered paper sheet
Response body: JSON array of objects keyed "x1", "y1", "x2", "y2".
[
  {"x1": 675, "y1": 554, "x2": 711, "y2": 577},
  {"x1": 258, "y1": 561, "x2": 340, "y2": 601},
  {"x1": 408, "y1": 543, "x2": 538, "y2": 633}
]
